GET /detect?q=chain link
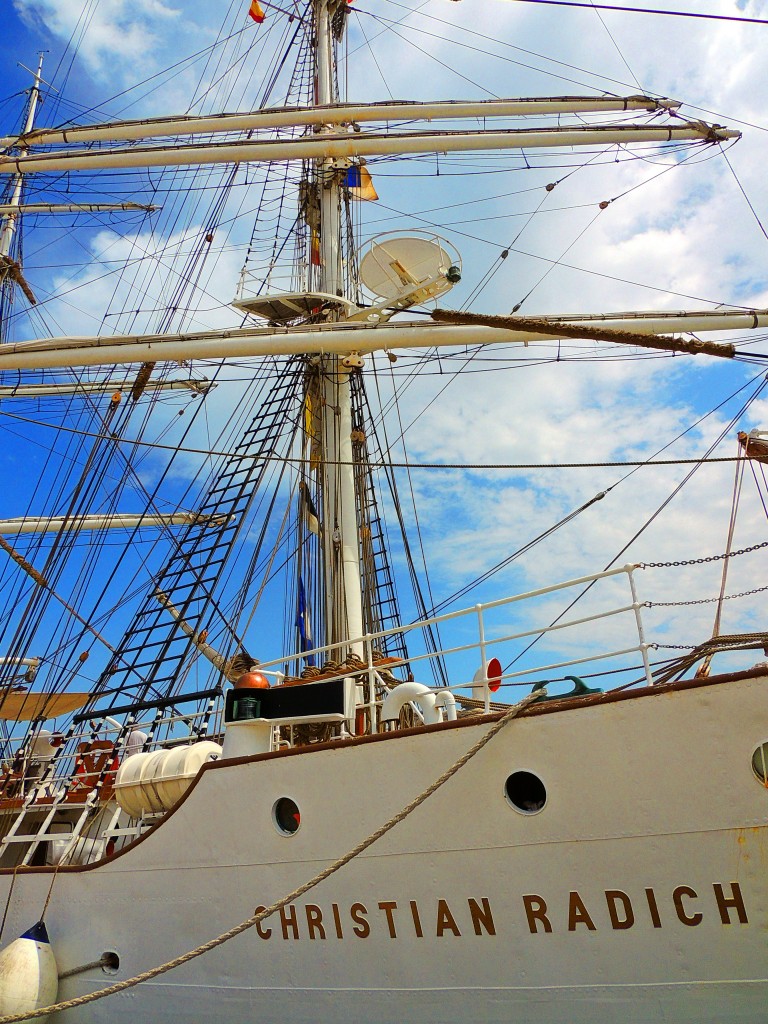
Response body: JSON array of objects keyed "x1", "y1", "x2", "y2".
[
  {"x1": 648, "y1": 583, "x2": 768, "y2": 607},
  {"x1": 651, "y1": 643, "x2": 698, "y2": 650},
  {"x1": 651, "y1": 643, "x2": 768, "y2": 651},
  {"x1": 641, "y1": 539, "x2": 768, "y2": 569},
  {"x1": 651, "y1": 631, "x2": 768, "y2": 650}
]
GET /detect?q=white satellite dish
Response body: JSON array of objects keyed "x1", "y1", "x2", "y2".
[{"x1": 358, "y1": 232, "x2": 462, "y2": 310}]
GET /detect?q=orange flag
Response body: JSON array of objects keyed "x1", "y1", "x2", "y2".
[{"x1": 249, "y1": 0, "x2": 265, "y2": 23}]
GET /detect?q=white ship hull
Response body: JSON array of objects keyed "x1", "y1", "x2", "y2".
[{"x1": 2, "y1": 670, "x2": 766, "y2": 1023}]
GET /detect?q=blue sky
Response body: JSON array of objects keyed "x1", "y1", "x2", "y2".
[{"x1": 2, "y1": 0, "x2": 768, "y2": 693}]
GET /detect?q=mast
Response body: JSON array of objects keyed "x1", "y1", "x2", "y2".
[
  {"x1": 0, "y1": 55, "x2": 43, "y2": 261},
  {"x1": 0, "y1": 53, "x2": 44, "y2": 308},
  {"x1": 315, "y1": 0, "x2": 364, "y2": 656}
]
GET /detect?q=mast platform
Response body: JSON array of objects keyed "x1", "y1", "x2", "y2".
[{"x1": 232, "y1": 290, "x2": 357, "y2": 324}]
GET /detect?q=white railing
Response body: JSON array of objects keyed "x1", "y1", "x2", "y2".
[
  {"x1": 0, "y1": 704, "x2": 218, "y2": 799},
  {"x1": 254, "y1": 563, "x2": 652, "y2": 723},
  {"x1": 1, "y1": 563, "x2": 651, "y2": 797},
  {"x1": 235, "y1": 266, "x2": 294, "y2": 301},
  {"x1": 0, "y1": 564, "x2": 654, "y2": 864}
]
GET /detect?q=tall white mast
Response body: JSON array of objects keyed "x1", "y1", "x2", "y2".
[
  {"x1": 315, "y1": 0, "x2": 364, "y2": 656},
  {"x1": 0, "y1": 54, "x2": 44, "y2": 270}
]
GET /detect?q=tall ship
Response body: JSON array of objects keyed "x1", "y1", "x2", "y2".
[{"x1": 0, "y1": 0, "x2": 766, "y2": 1020}]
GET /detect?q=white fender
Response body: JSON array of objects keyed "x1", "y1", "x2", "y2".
[
  {"x1": 0, "y1": 921, "x2": 58, "y2": 1018},
  {"x1": 381, "y1": 682, "x2": 443, "y2": 725}
]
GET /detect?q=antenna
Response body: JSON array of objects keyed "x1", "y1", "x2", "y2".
[{"x1": 358, "y1": 232, "x2": 462, "y2": 311}]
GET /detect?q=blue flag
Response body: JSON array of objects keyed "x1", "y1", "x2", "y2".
[
  {"x1": 342, "y1": 163, "x2": 378, "y2": 201},
  {"x1": 296, "y1": 579, "x2": 316, "y2": 666}
]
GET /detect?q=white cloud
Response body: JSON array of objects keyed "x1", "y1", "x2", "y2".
[{"x1": 13, "y1": 0, "x2": 183, "y2": 77}]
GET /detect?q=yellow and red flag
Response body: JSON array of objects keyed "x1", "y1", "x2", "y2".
[
  {"x1": 310, "y1": 228, "x2": 322, "y2": 267},
  {"x1": 248, "y1": 0, "x2": 265, "y2": 23}
]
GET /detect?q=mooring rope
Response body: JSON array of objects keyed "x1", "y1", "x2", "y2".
[{"x1": 0, "y1": 690, "x2": 543, "y2": 1024}]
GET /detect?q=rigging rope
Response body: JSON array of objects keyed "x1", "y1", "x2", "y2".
[
  {"x1": 0, "y1": 690, "x2": 543, "y2": 1024},
  {"x1": 4, "y1": 411, "x2": 765, "y2": 470},
  {"x1": 721, "y1": 149, "x2": 768, "y2": 243},
  {"x1": 503, "y1": 1, "x2": 768, "y2": 26},
  {"x1": 503, "y1": 373, "x2": 768, "y2": 673}
]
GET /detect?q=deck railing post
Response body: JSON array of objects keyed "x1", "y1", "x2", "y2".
[
  {"x1": 627, "y1": 567, "x2": 653, "y2": 686},
  {"x1": 476, "y1": 604, "x2": 490, "y2": 713},
  {"x1": 364, "y1": 634, "x2": 375, "y2": 734}
]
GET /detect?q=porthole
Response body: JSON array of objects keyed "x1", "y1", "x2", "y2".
[
  {"x1": 751, "y1": 742, "x2": 768, "y2": 786},
  {"x1": 504, "y1": 771, "x2": 546, "y2": 814},
  {"x1": 101, "y1": 951, "x2": 120, "y2": 975},
  {"x1": 273, "y1": 797, "x2": 301, "y2": 835}
]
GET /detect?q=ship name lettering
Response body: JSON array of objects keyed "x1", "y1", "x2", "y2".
[
  {"x1": 252, "y1": 897, "x2": 495, "y2": 940},
  {"x1": 305, "y1": 904, "x2": 325, "y2": 940},
  {"x1": 350, "y1": 901, "x2": 370, "y2": 938},
  {"x1": 410, "y1": 899, "x2": 423, "y2": 938},
  {"x1": 280, "y1": 904, "x2": 299, "y2": 940},
  {"x1": 523, "y1": 882, "x2": 748, "y2": 933}
]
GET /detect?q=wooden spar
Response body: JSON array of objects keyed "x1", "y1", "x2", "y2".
[
  {"x1": 738, "y1": 430, "x2": 768, "y2": 463},
  {"x1": 0, "y1": 255, "x2": 36, "y2": 305},
  {"x1": 0, "y1": 513, "x2": 230, "y2": 535},
  {"x1": 154, "y1": 589, "x2": 251, "y2": 680},
  {"x1": 0, "y1": 309, "x2": 762, "y2": 370},
  {"x1": 431, "y1": 309, "x2": 737, "y2": 359},
  {"x1": 0, "y1": 379, "x2": 215, "y2": 398},
  {"x1": 0, "y1": 536, "x2": 48, "y2": 588},
  {"x1": 0, "y1": 203, "x2": 160, "y2": 215},
  {"x1": 0, "y1": 96, "x2": 682, "y2": 149},
  {"x1": 0, "y1": 123, "x2": 739, "y2": 176},
  {"x1": 0, "y1": 536, "x2": 117, "y2": 653}
]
